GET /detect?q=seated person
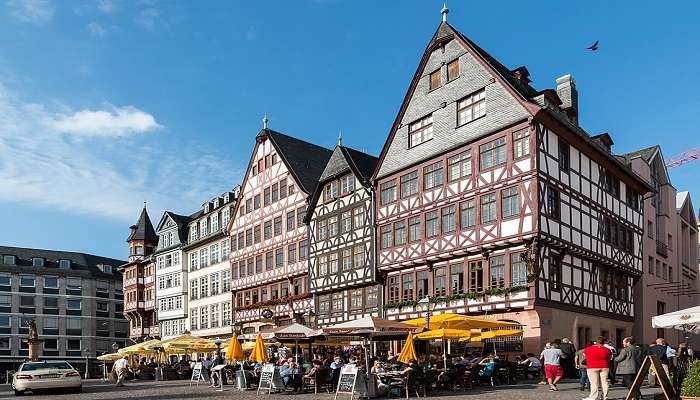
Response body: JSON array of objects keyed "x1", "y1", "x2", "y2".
[
  {"x1": 280, "y1": 359, "x2": 302, "y2": 390},
  {"x1": 478, "y1": 356, "x2": 496, "y2": 383},
  {"x1": 370, "y1": 361, "x2": 385, "y2": 375},
  {"x1": 520, "y1": 353, "x2": 542, "y2": 377}
]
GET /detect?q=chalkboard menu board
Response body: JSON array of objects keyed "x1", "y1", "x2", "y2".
[
  {"x1": 335, "y1": 364, "x2": 358, "y2": 400},
  {"x1": 190, "y1": 362, "x2": 204, "y2": 386},
  {"x1": 625, "y1": 355, "x2": 675, "y2": 400},
  {"x1": 257, "y1": 364, "x2": 276, "y2": 394}
]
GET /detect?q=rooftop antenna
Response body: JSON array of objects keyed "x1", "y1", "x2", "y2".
[
  {"x1": 262, "y1": 114, "x2": 269, "y2": 130},
  {"x1": 441, "y1": 2, "x2": 449, "y2": 22},
  {"x1": 338, "y1": 130, "x2": 343, "y2": 146},
  {"x1": 143, "y1": 201, "x2": 147, "y2": 209}
]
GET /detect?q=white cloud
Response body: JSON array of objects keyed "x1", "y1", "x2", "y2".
[
  {"x1": 97, "y1": 0, "x2": 116, "y2": 13},
  {"x1": 0, "y1": 82, "x2": 240, "y2": 222},
  {"x1": 51, "y1": 104, "x2": 161, "y2": 137},
  {"x1": 134, "y1": 7, "x2": 159, "y2": 31},
  {"x1": 86, "y1": 21, "x2": 106, "y2": 36},
  {"x1": 7, "y1": 0, "x2": 54, "y2": 24}
]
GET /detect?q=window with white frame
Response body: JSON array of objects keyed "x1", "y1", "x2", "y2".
[
  {"x1": 200, "y1": 219, "x2": 208, "y2": 237},
  {"x1": 190, "y1": 225, "x2": 198, "y2": 242},
  {"x1": 190, "y1": 279, "x2": 199, "y2": 300},
  {"x1": 222, "y1": 302, "x2": 231, "y2": 326},
  {"x1": 200, "y1": 248, "x2": 208, "y2": 268},
  {"x1": 211, "y1": 244, "x2": 220, "y2": 264},
  {"x1": 190, "y1": 308, "x2": 199, "y2": 330},
  {"x1": 409, "y1": 114, "x2": 433, "y2": 147},
  {"x1": 210, "y1": 304, "x2": 219, "y2": 328},
  {"x1": 211, "y1": 214, "x2": 219, "y2": 232},
  {"x1": 448, "y1": 151, "x2": 472, "y2": 182},
  {"x1": 221, "y1": 240, "x2": 229, "y2": 260},
  {"x1": 457, "y1": 89, "x2": 486, "y2": 126},
  {"x1": 423, "y1": 162, "x2": 444, "y2": 190},
  {"x1": 32, "y1": 258, "x2": 44, "y2": 267},
  {"x1": 190, "y1": 252, "x2": 198, "y2": 271},
  {"x1": 66, "y1": 299, "x2": 81, "y2": 310},
  {"x1": 513, "y1": 129, "x2": 530, "y2": 158},
  {"x1": 59, "y1": 259, "x2": 71, "y2": 269},
  {"x1": 340, "y1": 175, "x2": 355, "y2": 194},
  {"x1": 200, "y1": 276, "x2": 209, "y2": 297},
  {"x1": 200, "y1": 306, "x2": 209, "y2": 329},
  {"x1": 222, "y1": 270, "x2": 231, "y2": 292},
  {"x1": 222, "y1": 208, "x2": 230, "y2": 227},
  {"x1": 19, "y1": 276, "x2": 35, "y2": 288},
  {"x1": 211, "y1": 273, "x2": 220, "y2": 295}
]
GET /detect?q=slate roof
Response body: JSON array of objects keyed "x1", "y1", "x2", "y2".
[
  {"x1": 319, "y1": 146, "x2": 378, "y2": 184},
  {"x1": 261, "y1": 129, "x2": 333, "y2": 194},
  {"x1": 127, "y1": 206, "x2": 157, "y2": 243},
  {"x1": 621, "y1": 145, "x2": 659, "y2": 164},
  {"x1": 0, "y1": 245, "x2": 125, "y2": 278}
]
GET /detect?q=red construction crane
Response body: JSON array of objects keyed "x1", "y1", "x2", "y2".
[{"x1": 666, "y1": 147, "x2": 700, "y2": 169}]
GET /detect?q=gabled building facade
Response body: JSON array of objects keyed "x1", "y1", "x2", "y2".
[
  {"x1": 622, "y1": 146, "x2": 699, "y2": 345},
  {"x1": 154, "y1": 211, "x2": 195, "y2": 339},
  {"x1": 305, "y1": 145, "x2": 380, "y2": 326},
  {"x1": 372, "y1": 17, "x2": 652, "y2": 353},
  {"x1": 121, "y1": 206, "x2": 160, "y2": 340},
  {"x1": 185, "y1": 188, "x2": 239, "y2": 337},
  {"x1": 228, "y1": 128, "x2": 332, "y2": 333}
]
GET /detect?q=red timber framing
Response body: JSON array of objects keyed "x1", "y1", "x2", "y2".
[{"x1": 227, "y1": 129, "x2": 332, "y2": 332}]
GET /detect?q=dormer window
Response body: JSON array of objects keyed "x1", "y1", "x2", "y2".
[
  {"x1": 32, "y1": 257, "x2": 44, "y2": 267},
  {"x1": 408, "y1": 114, "x2": 434, "y2": 148},
  {"x1": 98, "y1": 264, "x2": 113, "y2": 274},
  {"x1": 224, "y1": 193, "x2": 230, "y2": 203},
  {"x1": 190, "y1": 225, "x2": 198, "y2": 242},
  {"x1": 204, "y1": 204, "x2": 210, "y2": 213},
  {"x1": 2, "y1": 255, "x2": 15, "y2": 265},
  {"x1": 59, "y1": 259, "x2": 71, "y2": 269}
]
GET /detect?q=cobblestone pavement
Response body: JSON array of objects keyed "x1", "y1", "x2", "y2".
[{"x1": 0, "y1": 379, "x2": 663, "y2": 399}]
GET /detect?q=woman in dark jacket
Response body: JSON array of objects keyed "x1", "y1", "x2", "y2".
[{"x1": 615, "y1": 337, "x2": 643, "y2": 398}]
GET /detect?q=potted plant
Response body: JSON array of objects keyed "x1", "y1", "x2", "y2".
[{"x1": 681, "y1": 360, "x2": 700, "y2": 400}]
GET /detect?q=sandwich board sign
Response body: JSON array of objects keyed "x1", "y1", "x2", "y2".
[
  {"x1": 335, "y1": 364, "x2": 358, "y2": 400},
  {"x1": 257, "y1": 363, "x2": 282, "y2": 394},
  {"x1": 624, "y1": 355, "x2": 675, "y2": 400},
  {"x1": 211, "y1": 364, "x2": 226, "y2": 392},
  {"x1": 190, "y1": 362, "x2": 205, "y2": 386}
]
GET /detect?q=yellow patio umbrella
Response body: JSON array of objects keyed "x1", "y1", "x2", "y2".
[
  {"x1": 225, "y1": 337, "x2": 244, "y2": 362},
  {"x1": 249, "y1": 334, "x2": 267, "y2": 363},
  {"x1": 397, "y1": 333, "x2": 417, "y2": 364},
  {"x1": 97, "y1": 352, "x2": 123, "y2": 361},
  {"x1": 241, "y1": 340, "x2": 281, "y2": 350},
  {"x1": 162, "y1": 334, "x2": 217, "y2": 353},
  {"x1": 404, "y1": 313, "x2": 519, "y2": 331},
  {"x1": 118, "y1": 339, "x2": 161, "y2": 355},
  {"x1": 461, "y1": 328, "x2": 523, "y2": 342},
  {"x1": 414, "y1": 328, "x2": 471, "y2": 340}
]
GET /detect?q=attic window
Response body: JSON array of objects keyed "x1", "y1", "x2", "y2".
[
  {"x1": 429, "y1": 69, "x2": 441, "y2": 91},
  {"x1": 2, "y1": 255, "x2": 15, "y2": 265},
  {"x1": 98, "y1": 264, "x2": 113, "y2": 274},
  {"x1": 59, "y1": 259, "x2": 71, "y2": 269},
  {"x1": 32, "y1": 258, "x2": 44, "y2": 267},
  {"x1": 447, "y1": 59, "x2": 459, "y2": 82},
  {"x1": 457, "y1": 89, "x2": 486, "y2": 126}
]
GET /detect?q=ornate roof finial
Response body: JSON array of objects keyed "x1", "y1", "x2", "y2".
[
  {"x1": 441, "y1": 2, "x2": 449, "y2": 22},
  {"x1": 262, "y1": 114, "x2": 269, "y2": 130},
  {"x1": 143, "y1": 201, "x2": 147, "y2": 209},
  {"x1": 338, "y1": 130, "x2": 343, "y2": 146}
]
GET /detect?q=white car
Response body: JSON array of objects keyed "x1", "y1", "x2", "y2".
[{"x1": 12, "y1": 361, "x2": 82, "y2": 396}]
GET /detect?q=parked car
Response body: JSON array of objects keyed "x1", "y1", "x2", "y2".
[{"x1": 12, "y1": 361, "x2": 82, "y2": 396}]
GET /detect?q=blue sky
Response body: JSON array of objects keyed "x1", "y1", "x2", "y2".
[{"x1": 0, "y1": 0, "x2": 698, "y2": 260}]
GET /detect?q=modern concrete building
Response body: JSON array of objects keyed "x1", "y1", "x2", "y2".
[
  {"x1": 120, "y1": 206, "x2": 160, "y2": 341},
  {"x1": 0, "y1": 246, "x2": 127, "y2": 375},
  {"x1": 622, "y1": 146, "x2": 699, "y2": 345},
  {"x1": 185, "y1": 188, "x2": 238, "y2": 338}
]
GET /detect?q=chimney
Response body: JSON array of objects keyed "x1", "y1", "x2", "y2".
[{"x1": 556, "y1": 74, "x2": 578, "y2": 125}]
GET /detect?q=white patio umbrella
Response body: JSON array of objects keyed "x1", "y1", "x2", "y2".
[{"x1": 652, "y1": 305, "x2": 700, "y2": 334}]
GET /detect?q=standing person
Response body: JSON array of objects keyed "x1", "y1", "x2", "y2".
[
  {"x1": 575, "y1": 345, "x2": 589, "y2": 392},
  {"x1": 542, "y1": 342, "x2": 564, "y2": 391},
  {"x1": 538, "y1": 342, "x2": 551, "y2": 385},
  {"x1": 113, "y1": 355, "x2": 130, "y2": 387},
  {"x1": 615, "y1": 337, "x2": 643, "y2": 400},
  {"x1": 603, "y1": 338, "x2": 617, "y2": 385},
  {"x1": 583, "y1": 336, "x2": 613, "y2": 400},
  {"x1": 675, "y1": 342, "x2": 691, "y2": 394},
  {"x1": 560, "y1": 338, "x2": 577, "y2": 378},
  {"x1": 647, "y1": 338, "x2": 669, "y2": 386}
]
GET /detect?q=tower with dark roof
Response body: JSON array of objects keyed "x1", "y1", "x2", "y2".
[{"x1": 127, "y1": 205, "x2": 157, "y2": 263}]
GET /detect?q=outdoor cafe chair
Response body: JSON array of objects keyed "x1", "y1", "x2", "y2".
[{"x1": 303, "y1": 368, "x2": 332, "y2": 394}]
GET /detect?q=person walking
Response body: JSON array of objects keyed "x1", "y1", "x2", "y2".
[
  {"x1": 583, "y1": 336, "x2": 612, "y2": 400},
  {"x1": 538, "y1": 342, "x2": 551, "y2": 385},
  {"x1": 560, "y1": 338, "x2": 577, "y2": 379},
  {"x1": 603, "y1": 338, "x2": 617, "y2": 385},
  {"x1": 542, "y1": 342, "x2": 564, "y2": 391},
  {"x1": 615, "y1": 337, "x2": 643, "y2": 400},
  {"x1": 113, "y1": 355, "x2": 130, "y2": 387},
  {"x1": 575, "y1": 345, "x2": 589, "y2": 392}
]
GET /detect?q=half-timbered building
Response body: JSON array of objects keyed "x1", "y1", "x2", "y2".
[
  {"x1": 372, "y1": 12, "x2": 652, "y2": 353},
  {"x1": 120, "y1": 206, "x2": 160, "y2": 340},
  {"x1": 305, "y1": 145, "x2": 380, "y2": 326},
  {"x1": 228, "y1": 127, "x2": 332, "y2": 333}
]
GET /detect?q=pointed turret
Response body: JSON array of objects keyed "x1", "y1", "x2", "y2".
[{"x1": 127, "y1": 204, "x2": 157, "y2": 261}]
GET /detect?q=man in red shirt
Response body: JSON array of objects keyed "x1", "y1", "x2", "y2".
[{"x1": 583, "y1": 336, "x2": 613, "y2": 400}]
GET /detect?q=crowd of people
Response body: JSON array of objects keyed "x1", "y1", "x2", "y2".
[{"x1": 517, "y1": 336, "x2": 694, "y2": 400}]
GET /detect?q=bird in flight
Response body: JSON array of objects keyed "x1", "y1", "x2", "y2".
[{"x1": 587, "y1": 40, "x2": 599, "y2": 51}]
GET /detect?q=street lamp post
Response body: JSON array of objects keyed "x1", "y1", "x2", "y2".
[
  {"x1": 83, "y1": 348, "x2": 90, "y2": 379},
  {"x1": 214, "y1": 337, "x2": 222, "y2": 358},
  {"x1": 417, "y1": 296, "x2": 432, "y2": 330}
]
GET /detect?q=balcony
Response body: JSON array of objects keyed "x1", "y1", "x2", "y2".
[{"x1": 656, "y1": 240, "x2": 668, "y2": 257}]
